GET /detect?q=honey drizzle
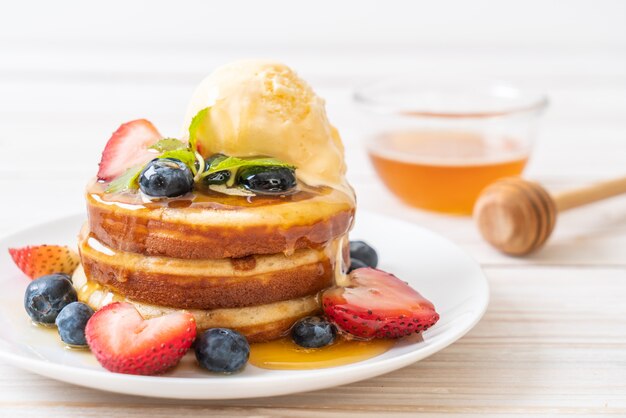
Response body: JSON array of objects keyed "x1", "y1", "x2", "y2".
[
  {"x1": 89, "y1": 180, "x2": 334, "y2": 210},
  {"x1": 249, "y1": 336, "x2": 395, "y2": 370},
  {"x1": 331, "y1": 235, "x2": 350, "y2": 287},
  {"x1": 73, "y1": 266, "x2": 124, "y2": 309}
]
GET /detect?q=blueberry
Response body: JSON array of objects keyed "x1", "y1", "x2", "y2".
[
  {"x1": 291, "y1": 316, "x2": 336, "y2": 348},
  {"x1": 348, "y1": 258, "x2": 368, "y2": 273},
  {"x1": 139, "y1": 158, "x2": 194, "y2": 197},
  {"x1": 55, "y1": 302, "x2": 94, "y2": 347},
  {"x1": 24, "y1": 274, "x2": 77, "y2": 325},
  {"x1": 52, "y1": 273, "x2": 72, "y2": 283},
  {"x1": 195, "y1": 328, "x2": 250, "y2": 373},
  {"x1": 238, "y1": 166, "x2": 296, "y2": 195},
  {"x1": 349, "y1": 240, "x2": 378, "y2": 268}
]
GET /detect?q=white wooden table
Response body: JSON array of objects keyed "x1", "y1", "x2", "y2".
[{"x1": 1, "y1": 1, "x2": 625, "y2": 416}]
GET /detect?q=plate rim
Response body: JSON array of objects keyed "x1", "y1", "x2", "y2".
[{"x1": 0, "y1": 211, "x2": 489, "y2": 399}]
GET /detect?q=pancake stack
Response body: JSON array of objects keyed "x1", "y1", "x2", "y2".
[
  {"x1": 76, "y1": 183, "x2": 354, "y2": 342},
  {"x1": 75, "y1": 60, "x2": 356, "y2": 342}
]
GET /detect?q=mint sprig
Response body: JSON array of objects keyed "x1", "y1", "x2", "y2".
[
  {"x1": 104, "y1": 108, "x2": 297, "y2": 195},
  {"x1": 105, "y1": 165, "x2": 143, "y2": 193},
  {"x1": 188, "y1": 107, "x2": 210, "y2": 154},
  {"x1": 159, "y1": 149, "x2": 198, "y2": 175},
  {"x1": 200, "y1": 156, "x2": 295, "y2": 179},
  {"x1": 149, "y1": 138, "x2": 187, "y2": 152}
]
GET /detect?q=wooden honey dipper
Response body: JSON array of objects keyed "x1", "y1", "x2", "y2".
[{"x1": 473, "y1": 176, "x2": 626, "y2": 255}]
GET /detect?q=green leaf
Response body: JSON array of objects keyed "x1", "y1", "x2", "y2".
[
  {"x1": 105, "y1": 165, "x2": 143, "y2": 194},
  {"x1": 200, "y1": 156, "x2": 295, "y2": 179},
  {"x1": 188, "y1": 107, "x2": 211, "y2": 154},
  {"x1": 105, "y1": 148, "x2": 198, "y2": 194},
  {"x1": 205, "y1": 153, "x2": 228, "y2": 170},
  {"x1": 159, "y1": 149, "x2": 197, "y2": 174},
  {"x1": 149, "y1": 138, "x2": 187, "y2": 152}
]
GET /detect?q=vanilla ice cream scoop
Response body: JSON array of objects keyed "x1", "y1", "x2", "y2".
[{"x1": 183, "y1": 60, "x2": 348, "y2": 189}]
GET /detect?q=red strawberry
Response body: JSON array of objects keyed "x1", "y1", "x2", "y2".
[
  {"x1": 85, "y1": 302, "x2": 196, "y2": 375},
  {"x1": 97, "y1": 119, "x2": 161, "y2": 181},
  {"x1": 322, "y1": 268, "x2": 439, "y2": 339},
  {"x1": 8, "y1": 245, "x2": 80, "y2": 279}
]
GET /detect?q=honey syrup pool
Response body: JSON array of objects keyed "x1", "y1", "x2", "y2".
[
  {"x1": 249, "y1": 336, "x2": 396, "y2": 370},
  {"x1": 369, "y1": 130, "x2": 529, "y2": 214}
]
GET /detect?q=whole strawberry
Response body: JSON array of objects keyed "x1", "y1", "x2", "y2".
[
  {"x1": 85, "y1": 302, "x2": 196, "y2": 375},
  {"x1": 322, "y1": 268, "x2": 439, "y2": 339}
]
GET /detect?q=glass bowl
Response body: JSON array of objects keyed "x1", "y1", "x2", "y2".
[{"x1": 354, "y1": 78, "x2": 548, "y2": 215}]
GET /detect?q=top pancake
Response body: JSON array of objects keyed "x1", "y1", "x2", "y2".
[{"x1": 86, "y1": 180, "x2": 355, "y2": 259}]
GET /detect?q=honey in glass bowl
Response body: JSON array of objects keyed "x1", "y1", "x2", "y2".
[
  {"x1": 369, "y1": 130, "x2": 529, "y2": 214},
  {"x1": 355, "y1": 79, "x2": 548, "y2": 215}
]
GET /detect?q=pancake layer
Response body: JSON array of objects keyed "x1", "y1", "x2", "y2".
[
  {"x1": 79, "y1": 227, "x2": 346, "y2": 310},
  {"x1": 73, "y1": 266, "x2": 320, "y2": 342},
  {"x1": 87, "y1": 181, "x2": 355, "y2": 259}
]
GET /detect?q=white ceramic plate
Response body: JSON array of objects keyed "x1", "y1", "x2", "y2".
[{"x1": 0, "y1": 211, "x2": 488, "y2": 399}]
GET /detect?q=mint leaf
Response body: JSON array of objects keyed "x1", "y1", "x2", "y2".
[
  {"x1": 105, "y1": 165, "x2": 143, "y2": 193},
  {"x1": 188, "y1": 107, "x2": 211, "y2": 154},
  {"x1": 159, "y1": 149, "x2": 197, "y2": 173},
  {"x1": 205, "y1": 153, "x2": 228, "y2": 170},
  {"x1": 105, "y1": 148, "x2": 198, "y2": 194},
  {"x1": 149, "y1": 138, "x2": 187, "y2": 152},
  {"x1": 200, "y1": 156, "x2": 295, "y2": 179}
]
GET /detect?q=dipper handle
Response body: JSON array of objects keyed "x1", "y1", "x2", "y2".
[
  {"x1": 554, "y1": 176, "x2": 626, "y2": 212},
  {"x1": 474, "y1": 175, "x2": 626, "y2": 256}
]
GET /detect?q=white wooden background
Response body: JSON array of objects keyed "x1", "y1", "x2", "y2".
[{"x1": 0, "y1": 1, "x2": 625, "y2": 416}]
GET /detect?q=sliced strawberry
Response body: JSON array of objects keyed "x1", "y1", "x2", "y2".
[
  {"x1": 322, "y1": 268, "x2": 439, "y2": 339},
  {"x1": 85, "y1": 302, "x2": 196, "y2": 375},
  {"x1": 97, "y1": 119, "x2": 161, "y2": 181},
  {"x1": 8, "y1": 245, "x2": 80, "y2": 279}
]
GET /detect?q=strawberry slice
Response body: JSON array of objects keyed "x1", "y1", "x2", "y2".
[
  {"x1": 97, "y1": 119, "x2": 162, "y2": 181},
  {"x1": 85, "y1": 302, "x2": 196, "y2": 375},
  {"x1": 322, "y1": 268, "x2": 439, "y2": 339},
  {"x1": 8, "y1": 245, "x2": 80, "y2": 279}
]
